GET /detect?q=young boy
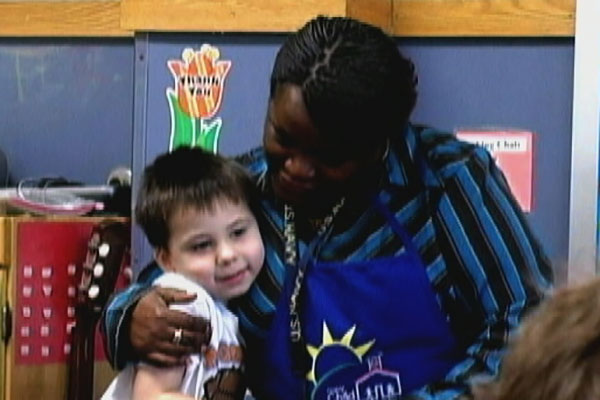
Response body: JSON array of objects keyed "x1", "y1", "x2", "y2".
[{"x1": 102, "y1": 146, "x2": 265, "y2": 400}]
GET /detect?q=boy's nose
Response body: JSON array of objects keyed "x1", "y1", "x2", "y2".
[{"x1": 217, "y1": 242, "x2": 236, "y2": 265}]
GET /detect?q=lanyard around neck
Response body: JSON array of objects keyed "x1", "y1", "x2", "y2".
[{"x1": 284, "y1": 198, "x2": 345, "y2": 374}]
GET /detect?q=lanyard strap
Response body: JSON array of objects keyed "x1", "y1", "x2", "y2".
[{"x1": 284, "y1": 198, "x2": 345, "y2": 373}]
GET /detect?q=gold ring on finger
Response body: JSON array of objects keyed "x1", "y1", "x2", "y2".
[{"x1": 172, "y1": 328, "x2": 183, "y2": 345}]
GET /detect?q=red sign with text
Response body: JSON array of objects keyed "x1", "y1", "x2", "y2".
[{"x1": 456, "y1": 130, "x2": 534, "y2": 212}]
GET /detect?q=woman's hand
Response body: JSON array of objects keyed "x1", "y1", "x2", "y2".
[{"x1": 130, "y1": 287, "x2": 212, "y2": 366}]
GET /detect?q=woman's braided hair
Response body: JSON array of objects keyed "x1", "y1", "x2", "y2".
[{"x1": 270, "y1": 16, "x2": 417, "y2": 147}]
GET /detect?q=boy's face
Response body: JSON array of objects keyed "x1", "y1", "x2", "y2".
[{"x1": 157, "y1": 200, "x2": 265, "y2": 301}]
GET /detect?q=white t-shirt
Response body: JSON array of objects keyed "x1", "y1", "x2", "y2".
[{"x1": 102, "y1": 272, "x2": 244, "y2": 399}]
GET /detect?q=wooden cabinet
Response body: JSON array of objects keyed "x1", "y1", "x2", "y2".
[{"x1": 0, "y1": 216, "x2": 130, "y2": 400}]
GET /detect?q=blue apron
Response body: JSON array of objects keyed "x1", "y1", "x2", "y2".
[{"x1": 246, "y1": 197, "x2": 462, "y2": 400}]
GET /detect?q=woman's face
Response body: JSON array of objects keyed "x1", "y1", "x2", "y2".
[{"x1": 263, "y1": 83, "x2": 383, "y2": 214}]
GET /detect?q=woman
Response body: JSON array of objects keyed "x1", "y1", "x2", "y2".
[{"x1": 102, "y1": 16, "x2": 552, "y2": 400}]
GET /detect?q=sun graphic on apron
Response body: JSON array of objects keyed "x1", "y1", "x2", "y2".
[{"x1": 306, "y1": 321, "x2": 375, "y2": 384}]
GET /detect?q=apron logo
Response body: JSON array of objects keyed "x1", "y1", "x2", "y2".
[
  {"x1": 320, "y1": 355, "x2": 402, "y2": 400},
  {"x1": 306, "y1": 322, "x2": 403, "y2": 400},
  {"x1": 354, "y1": 355, "x2": 402, "y2": 400},
  {"x1": 306, "y1": 322, "x2": 375, "y2": 384}
]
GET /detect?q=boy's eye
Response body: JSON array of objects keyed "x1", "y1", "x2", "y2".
[
  {"x1": 190, "y1": 241, "x2": 212, "y2": 252},
  {"x1": 231, "y1": 226, "x2": 247, "y2": 238}
]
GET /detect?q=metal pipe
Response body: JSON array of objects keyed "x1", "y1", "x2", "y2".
[{"x1": 0, "y1": 185, "x2": 115, "y2": 200}]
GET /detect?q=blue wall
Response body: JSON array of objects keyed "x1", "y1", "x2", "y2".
[
  {"x1": 133, "y1": 34, "x2": 573, "y2": 279},
  {"x1": 0, "y1": 38, "x2": 134, "y2": 186},
  {"x1": 403, "y1": 38, "x2": 574, "y2": 281},
  {"x1": 0, "y1": 35, "x2": 574, "y2": 280}
]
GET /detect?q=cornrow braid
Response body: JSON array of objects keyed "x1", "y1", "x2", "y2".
[{"x1": 270, "y1": 16, "x2": 418, "y2": 148}]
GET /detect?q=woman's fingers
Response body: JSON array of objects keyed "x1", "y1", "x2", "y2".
[{"x1": 130, "y1": 286, "x2": 211, "y2": 364}]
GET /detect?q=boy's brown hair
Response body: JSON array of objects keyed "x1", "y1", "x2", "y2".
[
  {"x1": 135, "y1": 146, "x2": 258, "y2": 250},
  {"x1": 474, "y1": 279, "x2": 600, "y2": 400}
]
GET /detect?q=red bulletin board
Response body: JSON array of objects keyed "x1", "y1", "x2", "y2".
[
  {"x1": 456, "y1": 130, "x2": 534, "y2": 212},
  {"x1": 15, "y1": 221, "x2": 130, "y2": 365}
]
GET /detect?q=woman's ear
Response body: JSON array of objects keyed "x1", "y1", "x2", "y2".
[{"x1": 155, "y1": 247, "x2": 174, "y2": 272}]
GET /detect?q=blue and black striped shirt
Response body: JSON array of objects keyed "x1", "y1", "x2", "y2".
[{"x1": 102, "y1": 123, "x2": 552, "y2": 400}]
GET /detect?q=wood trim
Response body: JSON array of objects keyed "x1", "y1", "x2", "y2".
[
  {"x1": 0, "y1": 218, "x2": 11, "y2": 267},
  {"x1": 392, "y1": 0, "x2": 575, "y2": 37},
  {"x1": 0, "y1": 1, "x2": 131, "y2": 37},
  {"x1": 120, "y1": 0, "x2": 347, "y2": 32},
  {"x1": 0, "y1": 0, "x2": 576, "y2": 38},
  {"x1": 347, "y1": 0, "x2": 393, "y2": 33}
]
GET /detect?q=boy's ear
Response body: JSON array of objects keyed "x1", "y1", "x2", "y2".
[{"x1": 155, "y1": 247, "x2": 173, "y2": 271}]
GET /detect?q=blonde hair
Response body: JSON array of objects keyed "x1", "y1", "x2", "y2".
[{"x1": 474, "y1": 279, "x2": 600, "y2": 400}]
